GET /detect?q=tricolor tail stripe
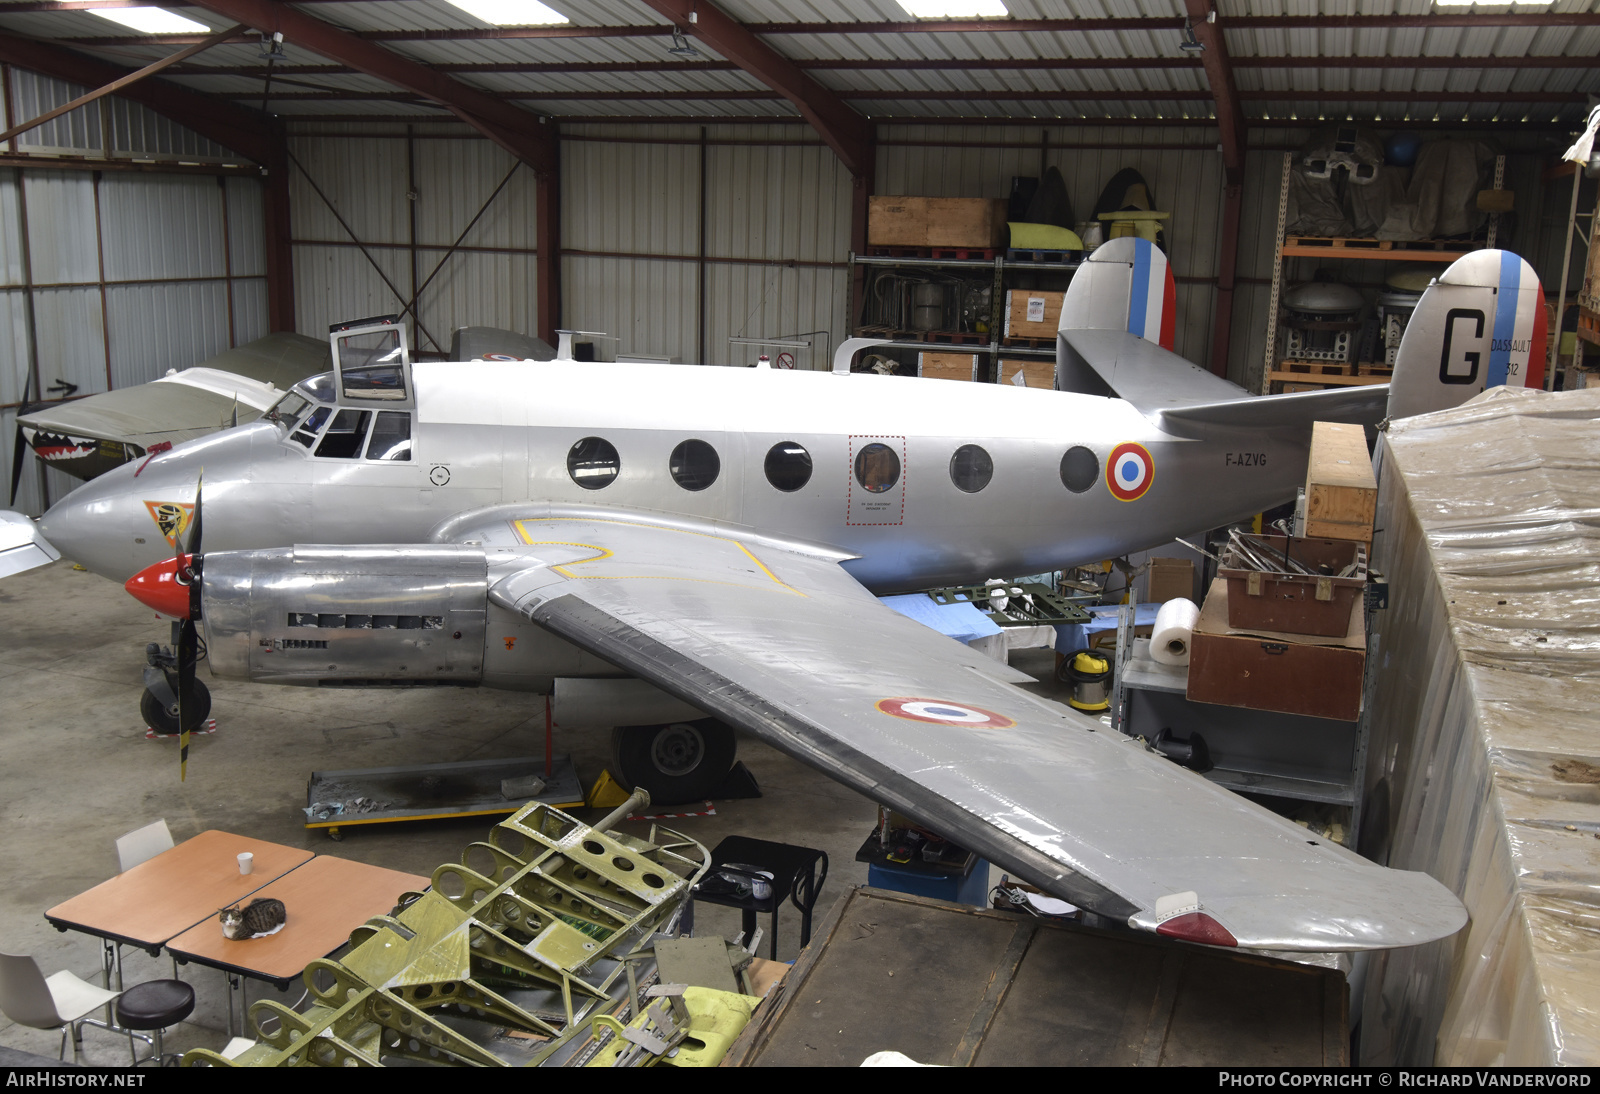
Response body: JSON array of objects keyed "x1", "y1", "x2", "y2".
[
  {"x1": 1528, "y1": 284, "x2": 1548, "y2": 390},
  {"x1": 1128, "y1": 239, "x2": 1152, "y2": 340},
  {"x1": 1159, "y1": 264, "x2": 1177, "y2": 351},
  {"x1": 1488, "y1": 250, "x2": 1520, "y2": 388},
  {"x1": 1124, "y1": 238, "x2": 1177, "y2": 351}
]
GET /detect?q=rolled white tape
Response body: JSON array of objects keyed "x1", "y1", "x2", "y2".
[{"x1": 1150, "y1": 597, "x2": 1200, "y2": 666}]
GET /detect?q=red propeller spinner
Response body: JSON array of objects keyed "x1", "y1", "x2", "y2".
[{"x1": 125, "y1": 554, "x2": 196, "y2": 619}]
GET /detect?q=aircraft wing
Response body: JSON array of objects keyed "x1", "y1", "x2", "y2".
[{"x1": 467, "y1": 512, "x2": 1465, "y2": 952}]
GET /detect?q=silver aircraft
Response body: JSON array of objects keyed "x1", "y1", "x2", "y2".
[{"x1": 2, "y1": 239, "x2": 1549, "y2": 953}]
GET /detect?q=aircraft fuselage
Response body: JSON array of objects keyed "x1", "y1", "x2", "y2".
[{"x1": 41, "y1": 359, "x2": 1309, "y2": 599}]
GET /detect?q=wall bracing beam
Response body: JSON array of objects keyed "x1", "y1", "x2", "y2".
[
  {"x1": 0, "y1": 22, "x2": 242, "y2": 147},
  {"x1": 1184, "y1": 0, "x2": 1246, "y2": 377},
  {"x1": 182, "y1": 0, "x2": 556, "y2": 172},
  {"x1": 631, "y1": 0, "x2": 874, "y2": 179},
  {"x1": 0, "y1": 31, "x2": 295, "y2": 330},
  {"x1": 184, "y1": 0, "x2": 562, "y2": 340}
]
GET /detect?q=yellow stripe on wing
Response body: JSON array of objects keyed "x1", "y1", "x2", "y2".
[{"x1": 511, "y1": 518, "x2": 805, "y2": 597}]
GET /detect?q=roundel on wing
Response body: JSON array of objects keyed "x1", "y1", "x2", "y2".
[
  {"x1": 1106, "y1": 442, "x2": 1154, "y2": 502},
  {"x1": 876, "y1": 697, "x2": 1015, "y2": 729},
  {"x1": 482, "y1": 353, "x2": 520, "y2": 361}
]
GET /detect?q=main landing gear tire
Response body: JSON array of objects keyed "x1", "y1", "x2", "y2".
[
  {"x1": 139, "y1": 679, "x2": 211, "y2": 736},
  {"x1": 610, "y1": 718, "x2": 737, "y2": 806}
]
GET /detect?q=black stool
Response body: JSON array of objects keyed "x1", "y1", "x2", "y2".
[
  {"x1": 692, "y1": 836, "x2": 827, "y2": 961},
  {"x1": 115, "y1": 979, "x2": 194, "y2": 1066}
]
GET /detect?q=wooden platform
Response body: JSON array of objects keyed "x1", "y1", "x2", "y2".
[
  {"x1": 724, "y1": 886, "x2": 1348, "y2": 1067},
  {"x1": 867, "y1": 245, "x2": 996, "y2": 260},
  {"x1": 1280, "y1": 236, "x2": 1474, "y2": 262},
  {"x1": 855, "y1": 326, "x2": 987, "y2": 345},
  {"x1": 1270, "y1": 360, "x2": 1392, "y2": 392}
]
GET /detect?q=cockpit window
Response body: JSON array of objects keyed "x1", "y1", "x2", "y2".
[
  {"x1": 337, "y1": 329, "x2": 408, "y2": 401},
  {"x1": 268, "y1": 392, "x2": 311, "y2": 430},
  {"x1": 291, "y1": 405, "x2": 331, "y2": 448},
  {"x1": 297, "y1": 373, "x2": 336, "y2": 404},
  {"x1": 365, "y1": 411, "x2": 412, "y2": 462},
  {"x1": 314, "y1": 409, "x2": 372, "y2": 459}
]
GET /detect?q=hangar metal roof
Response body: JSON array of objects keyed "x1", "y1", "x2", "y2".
[{"x1": 0, "y1": 0, "x2": 1591, "y2": 131}]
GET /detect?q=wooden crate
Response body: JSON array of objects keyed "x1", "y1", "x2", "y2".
[
  {"x1": 918, "y1": 351, "x2": 979, "y2": 381},
  {"x1": 1580, "y1": 230, "x2": 1600, "y2": 314},
  {"x1": 1004, "y1": 289, "x2": 1066, "y2": 339},
  {"x1": 1304, "y1": 421, "x2": 1375, "y2": 543},
  {"x1": 999, "y1": 358, "x2": 1054, "y2": 389},
  {"x1": 868, "y1": 196, "x2": 1008, "y2": 250},
  {"x1": 1147, "y1": 556, "x2": 1195, "y2": 604}
]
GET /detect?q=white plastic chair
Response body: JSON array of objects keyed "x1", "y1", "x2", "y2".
[
  {"x1": 0, "y1": 952, "x2": 122, "y2": 1060},
  {"x1": 115, "y1": 820, "x2": 174, "y2": 873},
  {"x1": 114, "y1": 820, "x2": 180, "y2": 984}
]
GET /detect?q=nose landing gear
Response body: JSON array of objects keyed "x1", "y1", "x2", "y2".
[{"x1": 140, "y1": 638, "x2": 210, "y2": 735}]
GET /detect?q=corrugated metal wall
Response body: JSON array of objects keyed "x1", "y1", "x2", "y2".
[{"x1": 0, "y1": 67, "x2": 268, "y2": 516}]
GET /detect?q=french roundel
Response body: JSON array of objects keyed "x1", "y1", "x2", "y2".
[
  {"x1": 876, "y1": 697, "x2": 1016, "y2": 729},
  {"x1": 1106, "y1": 442, "x2": 1154, "y2": 502},
  {"x1": 483, "y1": 352, "x2": 520, "y2": 361}
]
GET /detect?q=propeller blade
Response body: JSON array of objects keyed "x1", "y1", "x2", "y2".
[
  {"x1": 175, "y1": 469, "x2": 204, "y2": 780},
  {"x1": 8, "y1": 420, "x2": 25, "y2": 508},
  {"x1": 186, "y1": 471, "x2": 203, "y2": 557},
  {"x1": 177, "y1": 617, "x2": 197, "y2": 781},
  {"x1": 9, "y1": 369, "x2": 33, "y2": 507}
]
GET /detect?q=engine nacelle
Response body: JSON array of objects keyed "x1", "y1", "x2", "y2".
[{"x1": 201, "y1": 545, "x2": 489, "y2": 686}]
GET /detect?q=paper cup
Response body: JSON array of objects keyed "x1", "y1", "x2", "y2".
[{"x1": 237, "y1": 851, "x2": 254, "y2": 875}]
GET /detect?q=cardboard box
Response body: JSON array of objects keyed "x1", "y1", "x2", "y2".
[
  {"x1": 1186, "y1": 579, "x2": 1365, "y2": 722},
  {"x1": 918, "y1": 352, "x2": 978, "y2": 381},
  {"x1": 1004, "y1": 290, "x2": 1066, "y2": 339},
  {"x1": 868, "y1": 196, "x2": 1008, "y2": 250},
  {"x1": 1146, "y1": 557, "x2": 1195, "y2": 605},
  {"x1": 1304, "y1": 421, "x2": 1376, "y2": 543},
  {"x1": 999, "y1": 358, "x2": 1054, "y2": 389}
]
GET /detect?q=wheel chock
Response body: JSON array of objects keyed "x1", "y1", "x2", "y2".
[{"x1": 587, "y1": 769, "x2": 632, "y2": 808}]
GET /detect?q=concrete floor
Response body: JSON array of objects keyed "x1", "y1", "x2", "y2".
[{"x1": 0, "y1": 558, "x2": 1067, "y2": 1065}]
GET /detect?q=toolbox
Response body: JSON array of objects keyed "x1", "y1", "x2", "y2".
[{"x1": 1218, "y1": 533, "x2": 1366, "y2": 638}]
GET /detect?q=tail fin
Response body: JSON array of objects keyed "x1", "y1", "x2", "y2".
[
  {"x1": 1058, "y1": 236, "x2": 1177, "y2": 351},
  {"x1": 1387, "y1": 250, "x2": 1548, "y2": 420}
]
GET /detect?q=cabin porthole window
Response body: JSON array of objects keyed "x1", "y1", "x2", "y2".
[
  {"x1": 854, "y1": 443, "x2": 901, "y2": 494},
  {"x1": 568, "y1": 437, "x2": 620, "y2": 490},
  {"x1": 949, "y1": 444, "x2": 993, "y2": 493},
  {"x1": 669, "y1": 439, "x2": 720, "y2": 491},
  {"x1": 1061, "y1": 446, "x2": 1098, "y2": 493},
  {"x1": 764, "y1": 441, "x2": 813, "y2": 492}
]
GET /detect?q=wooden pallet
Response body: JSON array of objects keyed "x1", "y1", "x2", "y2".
[
  {"x1": 1006, "y1": 247, "x2": 1080, "y2": 264},
  {"x1": 867, "y1": 245, "x2": 997, "y2": 260},
  {"x1": 1000, "y1": 335, "x2": 1056, "y2": 350},
  {"x1": 857, "y1": 326, "x2": 987, "y2": 345},
  {"x1": 1277, "y1": 360, "x2": 1359, "y2": 377},
  {"x1": 1280, "y1": 236, "x2": 1475, "y2": 262},
  {"x1": 1269, "y1": 371, "x2": 1391, "y2": 391},
  {"x1": 1578, "y1": 308, "x2": 1600, "y2": 348}
]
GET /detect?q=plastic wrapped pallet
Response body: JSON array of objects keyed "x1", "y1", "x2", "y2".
[{"x1": 1359, "y1": 386, "x2": 1600, "y2": 1067}]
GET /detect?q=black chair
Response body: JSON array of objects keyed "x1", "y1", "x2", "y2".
[
  {"x1": 692, "y1": 836, "x2": 827, "y2": 961},
  {"x1": 115, "y1": 979, "x2": 194, "y2": 1066}
]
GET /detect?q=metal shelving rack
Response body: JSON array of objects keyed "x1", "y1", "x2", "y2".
[
  {"x1": 1260, "y1": 150, "x2": 1503, "y2": 395},
  {"x1": 847, "y1": 250, "x2": 1081, "y2": 373}
]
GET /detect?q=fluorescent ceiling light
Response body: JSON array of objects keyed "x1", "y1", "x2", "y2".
[
  {"x1": 445, "y1": 0, "x2": 569, "y2": 25},
  {"x1": 896, "y1": 0, "x2": 1009, "y2": 17},
  {"x1": 90, "y1": 7, "x2": 210, "y2": 34}
]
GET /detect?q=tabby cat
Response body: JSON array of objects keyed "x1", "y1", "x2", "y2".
[{"x1": 219, "y1": 897, "x2": 287, "y2": 939}]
